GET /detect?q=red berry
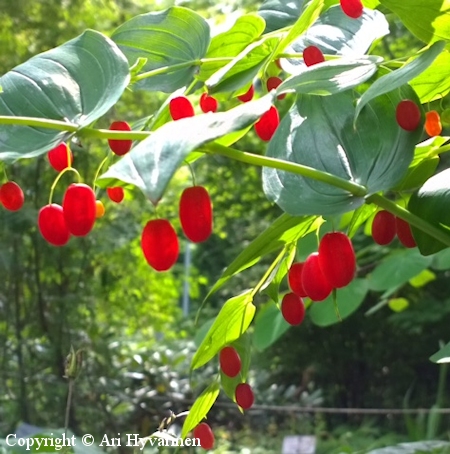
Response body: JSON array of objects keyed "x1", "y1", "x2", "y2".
[
  {"x1": 318, "y1": 232, "x2": 356, "y2": 288},
  {"x1": 254, "y1": 106, "x2": 279, "y2": 141},
  {"x1": 141, "y1": 219, "x2": 179, "y2": 272},
  {"x1": 106, "y1": 187, "x2": 125, "y2": 204},
  {"x1": 302, "y1": 252, "x2": 333, "y2": 302},
  {"x1": 193, "y1": 423, "x2": 214, "y2": 450},
  {"x1": 372, "y1": 210, "x2": 396, "y2": 245},
  {"x1": 288, "y1": 263, "x2": 308, "y2": 297},
  {"x1": 169, "y1": 96, "x2": 195, "y2": 120},
  {"x1": 237, "y1": 85, "x2": 254, "y2": 103},
  {"x1": 281, "y1": 293, "x2": 305, "y2": 326},
  {"x1": 396, "y1": 100, "x2": 421, "y2": 131},
  {"x1": 47, "y1": 143, "x2": 73, "y2": 172},
  {"x1": 179, "y1": 186, "x2": 213, "y2": 243},
  {"x1": 62, "y1": 183, "x2": 96, "y2": 237},
  {"x1": 425, "y1": 110, "x2": 442, "y2": 137},
  {"x1": 395, "y1": 217, "x2": 416, "y2": 248},
  {"x1": 340, "y1": 0, "x2": 363, "y2": 18},
  {"x1": 199, "y1": 93, "x2": 218, "y2": 113},
  {"x1": 38, "y1": 204, "x2": 71, "y2": 246},
  {"x1": 0, "y1": 181, "x2": 24, "y2": 211},
  {"x1": 108, "y1": 121, "x2": 133, "y2": 156},
  {"x1": 219, "y1": 346, "x2": 241, "y2": 378},
  {"x1": 303, "y1": 46, "x2": 325, "y2": 67},
  {"x1": 235, "y1": 383, "x2": 254, "y2": 410},
  {"x1": 266, "y1": 76, "x2": 285, "y2": 100}
]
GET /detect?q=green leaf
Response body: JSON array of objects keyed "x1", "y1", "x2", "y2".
[
  {"x1": 388, "y1": 297, "x2": 409, "y2": 312},
  {"x1": 191, "y1": 291, "x2": 256, "y2": 370},
  {"x1": 198, "y1": 14, "x2": 266, "y2": 82},
  {"x1": 263, "y1": 245, "x2": 296, "y2": 302},
  {"x1": 411, "y1": 50, "x2": 450, "y2": 102},
  {"x1": 367, "y1": 441, "x2": 450, "y2": 454},
  {"x1": 253, "y1": 302, "x2": 290, "y2": 351},
  {"x1": 97, "y1": 92, "x2": 276, "y2": 204},
  {"x1": 278, "y1": 56, "x2": 381, "y2": 96},
  {"x1": 430, "y1": 341, "x2": 450, "y2": 364},
  {"x1": 379, "y1": 0, "x2": 450, "y2": 44},
  {"x1": 284, "y1": 7, "x2": 388, "y2": 74},
  {"x1": 181, "y1": 381, "x2": 220, "y2": 438},
  {"x1": 258, "y1": 0, "x2": 303, "y2": 33},
  {"x1": 409, "y1": 269, "x2": 436, "y2": 288},
  {"x1": 431, "y1": 247, "x2": 450, "y2": 270},
  {"x1": 309, "y1": 279, "x2": 368, "y2": 326},
  {"x1": 263, "y1": 87, "x2": 422, "y2": 216},
  {"x1": 347, "y1": 205, "x2": 377, "y2": 238},
  {"x1": 354, "y1": 41, "x2": 445, "y2": 121},
  {"x1": 205, "y1": 214, "x2": 318, "y2": 299},
  {"x1": 409, "y1": 168, "x2": 450, "y2": 255},
  {"x1": 0, "y1": 30, "x2": 130, "y2": 161},
  {"x1": 111, "y1": 7, "x2": 210, "y2": 93},
  {"x1": 368, "y1": 248, "x2": 433, "y2": 291}
]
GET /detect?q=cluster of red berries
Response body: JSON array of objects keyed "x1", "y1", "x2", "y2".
[
  {"x1": 283, "y1": 232, "x2": 356, "y2": 323},
  {"x1": 395, "y1": 99, "x2": 443, "y2": 138},
  {"x1": 371, "y1": 210, "x2": 416, "y2": 248}
]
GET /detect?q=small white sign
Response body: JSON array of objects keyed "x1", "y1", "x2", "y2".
[{"x1": 282, "y1": 435, "x2": 317, "y2": 454}]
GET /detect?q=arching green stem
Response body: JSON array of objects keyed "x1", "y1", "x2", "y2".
[{"x1": 48, "y1": 167, "x2": 81, "y2": 204}]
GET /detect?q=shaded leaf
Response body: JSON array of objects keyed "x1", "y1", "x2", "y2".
[
  {"x1": 253, "y1": 302, "x2": 290, "y2": 351},
  {"x1": 430, "y1": 342, "x2": 450, "y2": 364},
  {"x1": 431, "y1": 248, "x2": 450, "y2": 270},
  {"x1": 263, "y1": 245, "x2": 296, "y2": 302},
  {"x1": 111, "y1": 7, "x2": 210, "y2": 92},
  {"x1": 367, "y1": 440, "x2": 450, "y2": 453},
  {"x1": 258, "y1": 0, "x2": 304, "y2": 33}
]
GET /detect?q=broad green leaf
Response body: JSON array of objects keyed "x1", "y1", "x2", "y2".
[
  {"x1": 220, "y1": 333, "x2": 252, "y2": 401},
  {"x1": 367, "y1": 441, "x2": 450, "y2": 454},
  {"x1": 253, "y1": 302, "x2": 290, "y2": 351},
  {"x1": 205, "y1": 214, "x2": 318, "y2": 299},
  {"x1": 258, "y1": 0, "x2": 304, "y2": 33},
  {"x1": 0, "y1": 30, "x2": 129, "y2": 161},
  {"x1": 263, "y1": 87, "x2": 422, "y2": 216},
  {"x1": 191, "y1": 291, "x2": 255, "y2": 370},
  {"x1": 368, "y1": 248, "x2": 433, "y2": 291},
  {"x1": 430, "y1": 341, "x2": 450, "y2": 364},
  {"x1": 111, "y1": 7, "x2": 210, "y2": 93},
  {"x1": 205, "y1": 36, "x2": 278, "y2": 94},
  {"x1": 277, "y1": 56, "x2": 381, "y2": 96},
  {"x1": 379, "y1": 0, "x2": 450, "y2": 44},
  {"x1": 194, "y1": 318, "x2": 215, "y2": 347},
  {"x1": 97, "y1": 92, "x2": 276, "y2": 204},
  {"x1": 309, "y1": 279, "x2": 368, "y2": 326},
  {"x1": 347, "y1": 205, "x2": 377, "y2": 238},
  {"x1": 388, "y1": 297, "x2": 409, "y2": 312},
  {"x1": 263, "y1": 245, "x2": 296, "y2": 302},
  {"x1": 431, "y1": 247, "x2": 450, "y2": 270},
  {"x1": 409, "y1": 168, "x2": 450, "y2": 255},
  {"x1": 355, "y1": 41, "x2": 445, "y2": 121},
  {"x1": 181, "y1": 381, "x2": 220, "y2": 438},
  {"x1": 409, "y1": 269, "x2": 436, "y2": 288},
  {"x1": 411, "y1": 50, "x2": 450, "y2": 102},
  {"x1": 198, "y1": 14, "x2": 265, "y2": 81},
  {"x1": 283, "y1": 7, "x2": 388, "y2": 74}
]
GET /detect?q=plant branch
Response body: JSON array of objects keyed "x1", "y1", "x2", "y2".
[{"x1": 0, "y1": 115, "x2": 78, "y2": 131}]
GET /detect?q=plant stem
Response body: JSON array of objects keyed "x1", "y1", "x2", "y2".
[
  {"x1": 366, "y1": 193, "x2": 450, "y2": 247},
  {"x1": 202, "y1": 142, "x2": 368, "y2": 197},
  {"x1": 0, "y1": 115, "x2": 78, "y2": 131},
  {"x1": 251, "y1": 247, "x2": 287, "y2": 298},
  {"x1": 77, "y1": 128, "x2": 150, "y2": 140},
  {"x1": 64, "y1": 379, "x2": 74, "y2": 436},
  {"x1": 49, "y1": 167, "x2": 81, "y2": 204},
  {"x1": 133, "y1": 60, "x2": 201, "y2": 83}
]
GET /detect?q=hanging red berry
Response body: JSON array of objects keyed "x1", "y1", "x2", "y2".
[
  {"x1": 199, "y1": 93, "x2": 218, "y2": 113},
  {"x1": 47, "y1": 143, "x2": 73, "y2": 172},
  {"x1": 95, "y1": 200, "x2": 105, "y2": 219},
  {"x1": 0, "y1": 181, "x2": 24, "y2": 211},
  {"x1": 141, "y1": 219, "x2": 179, "y2": 272},
  {"x1": 62, "y1": 183, "x2": 97, "y2": 237},
  {"x1": 396, "y1": 100, "x2": 421, "y2": 131},
  {"x1": 108, "y1": 121, "x2": 133, "y2": 156},
  {"x1": 318, "y1": 232, "x2": 356, "y2": 288},
  {"x1": 169, "y1": 96, "x2": 195, "y2": 120},
  {"x1": 193, "y1": 423, "x2": 215, "y2": 450},
  {"x1": 266, "y1": 77, "x2": 285, "y2": 100},
  {"x1": 237, "y1": 85, "x2": 254, "y2": 103},
  {"x1": 372, "y1": 210, "x2": 396, "y2": 245},
  {"x1": 235, "y1": 383, "x2": 254, "y2": 410},
  {"x1": 395, "y1": 217, "x2": 416, "y2": 248},
  {"x1": 38, "y1": 204, "x2": 71, "y2": 246},
  {"x1": 219, "y1": 346, "x2": 241, "y2": 378},
  {"x1": 425, "y1": 110, "x2": 442, "y2": 137},
  {"x1": 254, "y1": 106, "x2": 279, "y2": 141},
  {"x1": 303, "y1": 46, "x2": 325, "y2": 67},
  {"x1": 106, "y1": 187, "x2": 125, "y2": 204},
  {"x1": 179, "y1": 186, "x2": 213, "y2": 243},
  {"x1": 288, "y1": 262, "x2": 308, "y2": 297},
  {"x1": 281, "y1": 293, "x2": 306, "y2": 326},
  {"x1": 340, "y1": 0, "x2": 363, "y2": 18},
  {"x1": 302, "y1": 252, "x2": 333, "y2": 302}
]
